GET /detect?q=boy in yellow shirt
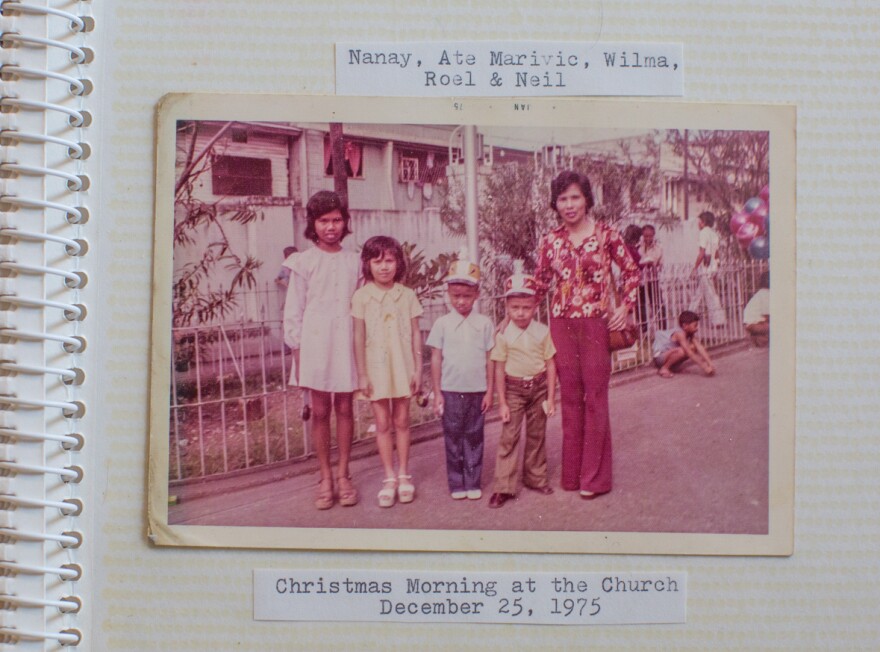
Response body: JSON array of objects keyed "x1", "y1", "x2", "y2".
[{"x1": 488, "y1": 266, "x2": 557, "y2": 509}]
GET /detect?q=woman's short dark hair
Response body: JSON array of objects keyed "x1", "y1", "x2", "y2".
[
  {"x1": 303, "y1": 190, "x2": 352, "y2": 243},
  {"x1": 549, "y1": 170, "x2": 595, "y2": 213},
  {"x1": 361, "y1": 235, "x2": 406, "y2": 283}
]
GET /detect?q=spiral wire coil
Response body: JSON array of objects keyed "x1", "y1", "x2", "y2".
[{"x1": 0, "y1": 1, "x2": 91, "y2": 647}]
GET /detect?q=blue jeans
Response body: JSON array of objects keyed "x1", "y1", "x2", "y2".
[{"x1": 441, "y1": 391, "x2": 485, "y2": 493}]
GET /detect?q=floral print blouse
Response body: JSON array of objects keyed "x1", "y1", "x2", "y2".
[{"x1": 535, "y1": 222, "x2": 641, "y2": 319}]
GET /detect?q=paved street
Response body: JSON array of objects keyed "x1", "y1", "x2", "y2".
[{"x1": 169, "y1": 345, "x2": 768, "y2": 536}]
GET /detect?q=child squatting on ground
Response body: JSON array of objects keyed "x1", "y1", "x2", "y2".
[
  {"x1": 352, "y1": 236, "x2": 424, "y2": 508},
  {"x1": 488, "y1": 264, "x2": 557, "y2": 509},
  {"x1": 652, "y1": 310, "x2": 716, "y2": 379},
  {"x1": 427, "y1": 252, "x2": 495, "y2": 500},
  {"x1": 282, "y1": 190, "x2": 360, "y2": 511}
]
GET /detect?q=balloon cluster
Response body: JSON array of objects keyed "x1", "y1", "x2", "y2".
[{"x1": 730, "y1": 185, "x2": 770, "y2": 260}]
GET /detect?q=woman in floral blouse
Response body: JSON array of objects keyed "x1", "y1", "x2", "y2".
[{"x1": 535, "y1": 170, "x2": 640, "y2": 499}]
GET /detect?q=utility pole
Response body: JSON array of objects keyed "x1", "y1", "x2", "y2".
[
  {"x1": 329, "y1": 122, "x2": 348, "y2": 205},
  {"x1": 462, "y1": 125, "x2": 479, "y2": 266},
  {"x1": 683, "y1": 129, "x2": 689, "y2": 221}
]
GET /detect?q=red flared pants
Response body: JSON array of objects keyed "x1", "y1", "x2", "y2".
[{"x1": 549, "y1": 317, "x2": 613, "y2": 494}]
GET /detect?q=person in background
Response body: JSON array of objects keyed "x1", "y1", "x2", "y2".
[
  {"x1": 276, "y1": 246, "x2": 298, "y2": 290},
  {"x1": 638, "y1": 224, "x2": 666, "y2": 330},
  {"x1": 652, "y1": 310, "x2": 716, "y2": 378},
  {"x1": 622, "y1": 224, "x2": 643, "y2": 268},
  {"x1": 689, "y1": 211, "x2": 727, "y2": 327},
  {"x1": 743, "y1": 271, "x2": 770, "y2": 347}
]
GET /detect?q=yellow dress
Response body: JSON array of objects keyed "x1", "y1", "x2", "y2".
[{"x1": 351, "y1": 282, "x2": 423, "y2": 400}]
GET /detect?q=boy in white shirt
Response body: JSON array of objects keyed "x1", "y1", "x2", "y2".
[{"x1": 427, "y1": 255, "x2": 495, "y2": 500}]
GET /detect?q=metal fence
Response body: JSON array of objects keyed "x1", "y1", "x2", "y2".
[
  {"x1": 168, "y1": 318, "x2": 437, "y2": 483},
  {"x1": 168, "y1": 259, "x2": 767, "y2": 483}
]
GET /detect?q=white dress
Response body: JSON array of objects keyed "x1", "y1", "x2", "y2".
[{"x1": 282, "y1": 247, "x2": 360, "y2": 392}]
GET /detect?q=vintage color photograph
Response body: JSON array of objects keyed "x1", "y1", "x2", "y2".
[{"x1": 149, "y1": 96, "x2": 794, "y2": 554}]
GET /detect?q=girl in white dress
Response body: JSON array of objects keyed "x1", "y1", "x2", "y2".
[
  {"x1": 352, "y1": 236, "x2": 423, "y2": 508},
  {"x1": 283, "y1": 191, "x2": 361, "y2": 510}
]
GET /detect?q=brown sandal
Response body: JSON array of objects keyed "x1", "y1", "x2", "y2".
[
  {"x1": 315, "y1": 478, "x2": 334, "y2": 510},
  {"x1": 337, "y1": 475, "x2": 359, "y2": 507}
]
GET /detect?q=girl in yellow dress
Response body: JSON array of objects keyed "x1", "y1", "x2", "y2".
[{"x1": 352, "y1": 236, "x2": 423, "y2": 507}]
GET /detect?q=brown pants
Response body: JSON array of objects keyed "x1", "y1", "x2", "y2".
[{"x1": 491, "y1": 375, "x2": 549, "y2": 494}]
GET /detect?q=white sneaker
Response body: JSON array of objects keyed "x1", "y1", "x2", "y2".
[
  {"x1": 466, "y1": 489, "x2": 482, "y2": 500},
  {"x1": 451, "y1": 491, "x2": 467, "y2": 500}
]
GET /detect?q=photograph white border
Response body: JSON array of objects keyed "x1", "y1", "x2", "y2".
[{"x1": 148, "y1": 94, "x2": 795, "y2": 555}]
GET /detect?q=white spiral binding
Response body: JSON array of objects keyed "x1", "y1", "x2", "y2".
[
  {"x1": 0, "y1": 162, "x2": 87, "y2": 190},
  {"x1": 0, "y1": 33, "x2": 88, "y2": 64},
  {"x1": 0, "y1": 493, "x2": 81, "y2": 512},
  {"x1": 0, "y1": 0, "x2": 91, "y2": 647},
  {"x1": 0, "y1": 594, "x2": 80, "y2": 613},
  {"x1": 0, "y1": 66, "x2": 89, "y2": 96},
  {"x1": 0, "y1": 195, "x2": 87, "y2": 223},
  {"x1": 0, "y1": 261, "x2": 88, "y2": 288},
  {"x1": 0, "y1": 328, "x2": 86, "y2": 354},
  {"x1": 0, "y1": 1, "x2": 87, "y2": 31},
  {"x1": 0, "y1": 561, "x2": 81, "y2": 581},
  {"x1": 0, "y1": 227, "x2": 86, "y2": 256},
  {"x1": 0, "y1": 362, "x2": 83, "y2": 384},
  {"x1": 0, "y1": 294, "x2": 85, "y2": 320},
  {"x1": 0, "y1": 628, "x2": 82, "y2": 647},
  {"x1": 0, "y1": 129, "x2": 88, "y2": 159},
  {"x1": 0, "y1": 461, "x2": 83, "y2": 482},
  {"x1": 0, "y1": 97, "x2": 86, "y2": 126},
  {"x1": 0, "y1": 528, "x2": 81, "y2": 548}
]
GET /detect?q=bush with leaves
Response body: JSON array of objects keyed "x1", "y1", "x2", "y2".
[
  {"x1": 173, "y1": 121, "x2": 264, "y2": 327},
  {"x1": 401, "y1": 241, "x2": 456, "y2": 303}
]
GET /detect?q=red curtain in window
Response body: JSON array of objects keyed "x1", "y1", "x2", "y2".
[
  {"x1": 344, "y1": 141, "x2": 361, "y2": 177},
  {"x1": 323, "y1": 137, "x2": 362, "y2": 177}
]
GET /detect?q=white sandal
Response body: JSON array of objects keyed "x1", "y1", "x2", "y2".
[
  {"x1": 397, "y1": 474, "x2": 415, "y2": 504},
  {"x1": 377, "y1": 477, "x2": 397, "y2": 508}
]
